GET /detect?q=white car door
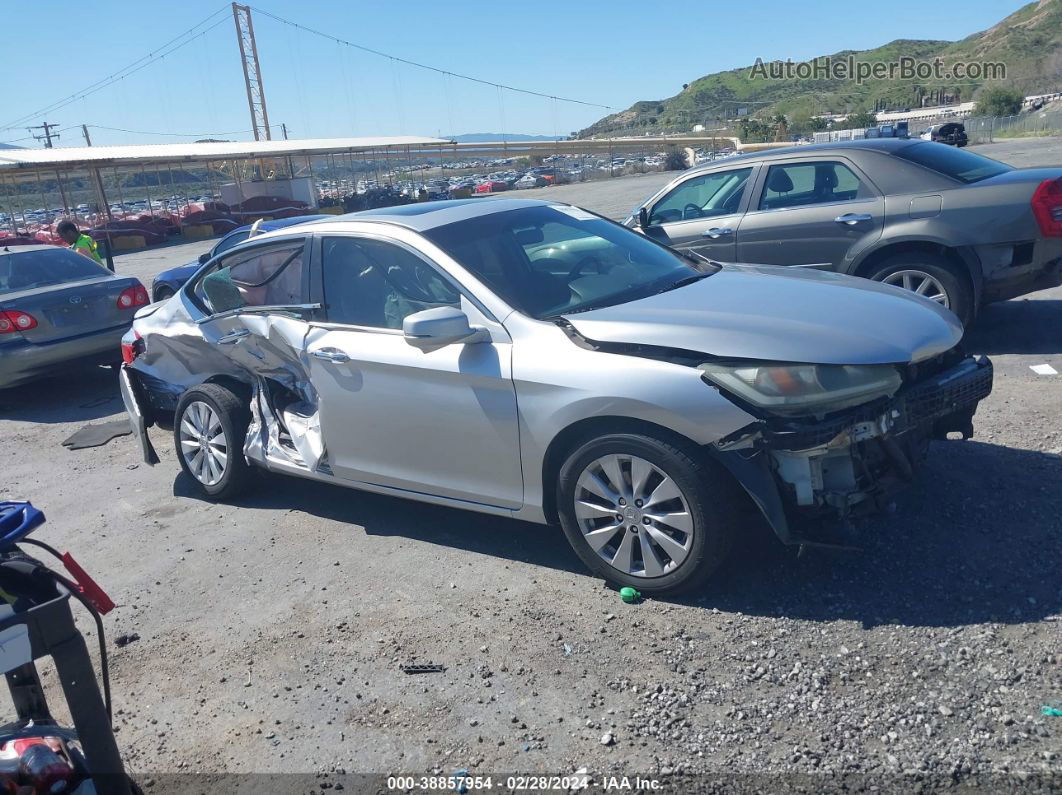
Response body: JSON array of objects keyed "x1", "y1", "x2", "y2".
[{"x1": 304, "y1": 233, "x2": 523, "y2": 509}]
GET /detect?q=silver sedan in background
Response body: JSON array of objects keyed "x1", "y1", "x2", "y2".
[{"x1": 120, "y1": 199, "x2": 992, "y2": 594}]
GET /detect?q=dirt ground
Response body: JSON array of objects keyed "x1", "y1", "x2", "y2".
[{"x1": 1, "y1": 139, "x2": 1060, "y2": 793}]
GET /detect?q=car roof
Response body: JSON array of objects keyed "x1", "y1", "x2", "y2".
[
  {"x1": 685, "y1": 137, "x2": 920, "y2": 173},
  {"x1": 0, "y1": 243, "x2": 63, "y2": 256},
  {"x1": 278, "y1": 198, "x2": 562, "y2": 234},
  {"x1": 230, "y1": 213, "x2": 331, "y2": 235}
]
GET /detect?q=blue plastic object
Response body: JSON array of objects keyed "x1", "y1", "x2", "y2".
[{"x1": 0, "y1": 501, "x2": 46, "y2": 549}]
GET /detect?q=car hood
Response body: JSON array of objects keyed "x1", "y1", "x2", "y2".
[{"x1": 562, "y1": 263, "x2": 963, "y2": 365}]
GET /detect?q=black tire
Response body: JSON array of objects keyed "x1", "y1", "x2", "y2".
[
  {"x1": 153, "y1": 285, "x2": 174, "y2": 302},
  {"x1": 173, "y1": 383, "x2": 253, "y2": 499},
  {"x1": 556, "y1": 433, "x2": 738, "y2": 596},
  {"x1": 867, "y1": 252, "x2": 974, "y2": 326}
]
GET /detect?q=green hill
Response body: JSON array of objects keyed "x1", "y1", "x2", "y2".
[{"x1": 579, "y1": 0, "x2": 1062, "y2": 137}]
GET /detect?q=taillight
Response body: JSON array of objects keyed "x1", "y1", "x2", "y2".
[
  {"x1": 116, "y1": 284, "x2": 149, "y2": 309},
  {"x1": 121, "y1": 329, "x2": 143, "y2": 364},
  {"x1": 1031, "y1": 177, "x2": 1062, "y2": 237},
  {"x1": 0, "y1": 310, "x2": 38, "y2": 334}
]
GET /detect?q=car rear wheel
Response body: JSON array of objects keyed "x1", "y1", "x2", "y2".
[
  {"x1": 867, "y1": 253, "x2": 973, "y2": 325},
  {"x1": 557, "y1": 433, "x2": 737, "y2": 595},
  {"x1": 174, "y1": 384, "x2": 252, "y2": 499}
]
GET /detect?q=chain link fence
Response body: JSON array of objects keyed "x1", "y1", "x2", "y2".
[{"x1": 964, "y1": 111, "x2": 1062, "y2": 144}]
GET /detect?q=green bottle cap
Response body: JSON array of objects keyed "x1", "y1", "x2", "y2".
[{"x1": 620, "y1": 586, "x2": 641, "y2": 603}]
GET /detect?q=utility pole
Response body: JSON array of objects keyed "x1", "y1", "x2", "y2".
[
  {"x1": 81, "y1": 124, "x2": 114, "y2": 267},
  {"x1": 232, "y1": 3, "x2": 271, "y2": 141},
  {"x1": 28, "y1": 121, "x2": 60, "y2": 148},
  {"x1": 281, "y1": 123, "x2": 289, "y2": 140}
]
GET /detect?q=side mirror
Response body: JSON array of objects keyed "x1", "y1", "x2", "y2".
[
  {"x1": 198, "y1": 252, "x2": 210, "y2": 265},
  {"x1": 403, "y1": 306, "x2": 485, "y2": 350},
  {"x1": 637, "y1": 207, "x2": 650, "y2": 228}
]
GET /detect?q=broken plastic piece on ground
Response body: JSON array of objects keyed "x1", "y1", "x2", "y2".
[
  {"x1": 619, "y1": 586, "x2": 641, "y2": 604},
  {"x1": 400, "y1": 663, "x2": 445, "y2": 674},
  {"x1": 60, "y1": 419, "x2": 131, "y2": 450},
  {"x1": 1042, "y1": 704, "x2": 1062, "y2": 717}
]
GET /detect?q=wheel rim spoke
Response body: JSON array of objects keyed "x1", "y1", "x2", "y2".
[
  {"x1": 610, "y1": 528, "x2": 635, "y2": 572},
  {"x1": 578, "y1": 470, "x2": 619, "y2": 505},
  {"x1": 645, "y1": 525, "x2": 691, "y2": 565},
  {"x1": 584, "y1": 523, "x2": 622, "y2": 552},
  {"x1": 630, "y1": 457, "x2": 653, "y2": 501},
  {"x1": 647, "y1": 509, "x2": 693, "y2": 535},
  {"x1": 883, "y1": 270, "x2": 949, "y2": 309},
  {"x1": 575, "y1": 499, "x2": 618, "y2": 520},
  {"x1": 644, "y1": 476, "x2": 682, "y2": 510},
  {"x1": 599, "y1": 456, "x2": 628, "y2": 499},
  {"x1": 639, "y1": 533, "x2": 666, "y2": 577}
]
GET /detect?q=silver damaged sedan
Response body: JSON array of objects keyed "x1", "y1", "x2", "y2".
[{"x1": 120, "y1": 199, "x2": 993, "y2": 594}]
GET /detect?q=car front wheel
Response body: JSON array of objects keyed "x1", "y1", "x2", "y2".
[
  {"x1": 153, "y1": 285, "x2": 174, "y2": 302},
  {"x1": 174, "y1": 384, "x2": 252, "y2": 499},
  {"x1": 557, "y1": 433, "x2": 737, "y2": 595}
]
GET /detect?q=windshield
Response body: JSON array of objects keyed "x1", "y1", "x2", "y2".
[
  {"x1": 896, "y1": 141, "x2": 1010, "y2": 184},
  {"x1": 0, "y1": 247, "x2": 110, "y2": 295},
  {"x1": 423, "y1": 205, "x2": 711, "y2": 318}
]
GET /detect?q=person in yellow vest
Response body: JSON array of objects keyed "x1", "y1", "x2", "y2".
[{"x1": 56, "y1": 220, "x2": 103, "y2": 265}]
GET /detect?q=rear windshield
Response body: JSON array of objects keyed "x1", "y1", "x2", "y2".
[
  {"x1": 0, "y1": 247, "x2": 109, "y2": 295},
  {"x1": 896, "y1": 141, "x2": 1010, "y2": 184}
]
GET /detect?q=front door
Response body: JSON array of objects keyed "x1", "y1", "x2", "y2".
[
  {"x1": 305, "y1": 235, "x2": 522, "y2": 509},
  {"x1": 736, "y1": 159, "x2": 884, "y2": 271},
  {"x1": 641, "y1": 166, "x2": 755, "y2": 260}
]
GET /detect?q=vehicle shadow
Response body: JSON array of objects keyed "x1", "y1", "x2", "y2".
[
  {"x1": 964, "y1": 298, "x2": 1062, "y2": 355},
  {"x1": 172, "y1": 470, "x2": 587, "y2": 577},
  {"x1": 174, "y1": 439, "x2": 1061, "y2": 630},
  {"x1": 0, "y1": 365, "x2": 123, "y2": 423},
  {"x1": 698, "y1": 440, "x2": 1062, "y2": 629}
]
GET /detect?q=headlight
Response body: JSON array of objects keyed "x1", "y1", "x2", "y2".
[{"x1": 699, "y1": 362, "x2": 901, "y2": 416}]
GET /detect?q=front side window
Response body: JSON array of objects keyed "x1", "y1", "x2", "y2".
[
  {"x1": 195, "y1": 242, "x2": 305, "y2": 314},
  {"x1": 758, "y1": 161, "x2": 868, "y2": 210},
  {"x1": 649, "y1": 167, "x2": 753, "y2": 225},
  {"x1": 321, "y1": 237, "x2": 460, "y2": 329},
  {"x1": 424, "y1": 205, "x2": 712, "y2": 319}
]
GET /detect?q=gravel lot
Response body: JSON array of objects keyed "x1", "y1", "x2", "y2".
[{"x1": 0, "y1": 138, "x2": 1059, "y2": 792}]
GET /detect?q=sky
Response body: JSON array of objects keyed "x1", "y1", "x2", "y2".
[{"x1": 0, "y1": 0, "x2": 1031, "y2": 148}]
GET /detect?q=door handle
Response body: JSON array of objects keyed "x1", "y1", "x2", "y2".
[
  {"x1": 702, "y1": 227, "x2": 733, "y2": 238},
  {"x1": 311, "y1": 348, "x2": 351, "y2": 364},
  {"x1": 835, "y1": 213, "x2": 873, "y2": 225},
  {"x1": 217, "y1": 328, "x2": 250, "y2": 344}
]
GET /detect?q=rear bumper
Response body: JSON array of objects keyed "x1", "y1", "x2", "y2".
[
  {"x1": 119, "y1": 365, "x2": 160, "y2": 465},
  {"x1": 983, "y1": 254, "x2": 1062, "y2": 303},
  {"x1": 0, "y1": 325, "x2": 126, "y2": 388}
]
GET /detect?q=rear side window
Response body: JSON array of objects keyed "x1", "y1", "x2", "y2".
[
  {"x1": 321, "y1": 237, "x2": 460, "y2": 329},
  {"x1": 194, "y1": 242, "x2": 305, "y2": 314},
  {"x1": 0, "y1": 247, "x2": 108, "y2": 295},
  {"x1": 759, "y1": 161, "x2": 868, "y2": 210},
  {"x1": 895, "y1": 141, "x2": 1010, "y2": 184}
]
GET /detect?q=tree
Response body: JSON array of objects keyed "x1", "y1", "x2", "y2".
[
  {"x1": 663, "y1": 147, "x2": 688, "y2": 170},
  {"x1": 845, "y1": 108, "x2": 878, "y2": 129},
  {"x1": 975, "y1": 86, "x2": 1023, "y2": 117}
]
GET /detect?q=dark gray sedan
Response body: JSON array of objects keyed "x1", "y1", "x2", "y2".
[
  {"x1": 0, "y1": 245, "x2": 149, "y2": 388},
  {"x1": 626, "y1": 139, "x2": 1062, "y2": 324}
]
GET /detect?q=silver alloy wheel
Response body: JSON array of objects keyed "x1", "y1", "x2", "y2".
[
  {"x1": 573, "y1": 454, "x2": 694, "y2": 578},
  {"x1": 178, "y1": 401, "x2": 228, "y2": 486},
  {"x1": 880, "y1": 269, "x2": 950, "y2": 308}
]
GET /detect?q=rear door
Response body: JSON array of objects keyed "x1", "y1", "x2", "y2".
[
  {"x1": 735, "y1": 157, "x2": 884, "y2": 271},
  {"x1": 0, "y1": 247, "x2": 139, "y2": 343},
  {"x1": 641, "y1": 165, "x2": 756, "y2": 260}
]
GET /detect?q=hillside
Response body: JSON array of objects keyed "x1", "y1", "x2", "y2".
[{"x1": 580, "y1": 0, "x2": 1062, "y2": 136}]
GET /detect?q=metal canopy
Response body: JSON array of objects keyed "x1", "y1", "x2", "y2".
[{"x1": 0, "y1": 136, "x2": 453, "y2": 171}]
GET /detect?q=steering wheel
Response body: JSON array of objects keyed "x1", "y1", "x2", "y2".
[
  {"x1": 683, "y1": 203, "x2": 703, "y2": 220},
  {"x1": 567, "y1": 255, "x2": 606, "y2": 281}
]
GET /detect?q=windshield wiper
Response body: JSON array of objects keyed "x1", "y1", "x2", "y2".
[{"x1": 654, "y1": 273, "x2": 710, "y2": 295}]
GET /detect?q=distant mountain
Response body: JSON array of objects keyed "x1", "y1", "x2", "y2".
[
  {"x1": 450, "y1": 133, "x2": 561, "y2": 142},
  {"x1": 0, "y1": 143, "x2": 23, "y2": 150},
  {"x1": 580, "y1": 0, "x2": 1062, "y2": 136}
]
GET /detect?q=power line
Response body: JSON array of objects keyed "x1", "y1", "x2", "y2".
[
  {"x1": 0, "y1": 6, "x2": 230, "y2": 132},
  {"x1": 250, "y1": 6, "x2": 616, "y2": 112},
  {"x1": 83, "y1": 124, "x2": 269, "y2": 138}
]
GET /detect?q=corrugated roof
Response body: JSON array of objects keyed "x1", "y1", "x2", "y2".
[{"x1": 0, "y1": 136, "x2": 453, "y2": 171}]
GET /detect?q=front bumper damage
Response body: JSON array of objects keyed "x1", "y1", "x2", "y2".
[{"x1": 712, "y1": 355, "x2": 994, "y2": 546}]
